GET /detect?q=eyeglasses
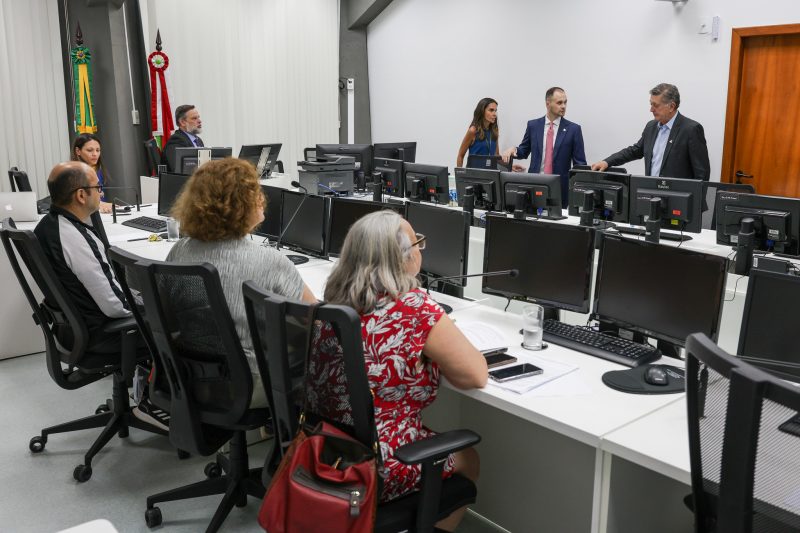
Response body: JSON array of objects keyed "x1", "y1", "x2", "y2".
[
  {"x1": 411, "y1": 233, "x2": 426, "y2": 250},
  {"x1": 71, "y1": 185, "x2": 103, "y2": 194}
]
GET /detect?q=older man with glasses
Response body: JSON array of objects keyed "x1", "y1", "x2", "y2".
[{"x1": 34, "y1": 161, "x2": 133, "y2": 353}]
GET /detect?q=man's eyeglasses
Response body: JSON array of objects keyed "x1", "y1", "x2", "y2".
[
  {"x1": 71, "y1": 185, "x2": 103, "y2": 194},
  {"x1": 412, "y1": 233, "x2": 426, "y2": 250}
]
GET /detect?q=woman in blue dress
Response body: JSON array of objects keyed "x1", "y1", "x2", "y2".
[
  {"x1": 456, "y1": 97, "x2": 500, "y2": 168},
  {"x1": 72, "y1": 133, "x2": 113, "y2": 213}
]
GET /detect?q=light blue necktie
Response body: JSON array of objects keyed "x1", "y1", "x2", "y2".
[{"x1": 650, "y1": 124, "x2": 670, "y2": 177}]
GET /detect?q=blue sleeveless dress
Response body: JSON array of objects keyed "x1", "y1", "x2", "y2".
[{"x1": 468, "y1": 128, "x2": 496, "y2": 156}]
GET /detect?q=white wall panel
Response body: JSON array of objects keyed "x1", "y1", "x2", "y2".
[
  {"x1": 368, "y1": 0, "x2": 800, "y2": 179},
  {"x1": 142, "y1": 0, "x2": 340, "y2": 177}
]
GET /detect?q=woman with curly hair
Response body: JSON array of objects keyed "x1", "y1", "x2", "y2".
[
  {"x1": 167, "y1": 157, "x2": 316, "y2": 405},
  {"x1": 456, "y1": 97, "x2": 500, "y2": 168},
  {"x1": 321, "y1": 210, "x2": 487, "y2": 531}
]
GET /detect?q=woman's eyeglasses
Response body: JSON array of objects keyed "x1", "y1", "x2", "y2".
[{"x1": 412, "y1": 233, "x2": 426, "y2": 250}]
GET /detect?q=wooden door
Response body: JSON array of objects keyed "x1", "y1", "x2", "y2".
[{"x1": 721, "y1": 24, "x2": 800, "y2": 197}]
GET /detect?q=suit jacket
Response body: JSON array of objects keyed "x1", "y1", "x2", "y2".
[
  {"x1": 604, "y1": 113, "x2": 710, "y2": 181},
  {"x1": 162, "y1": 130, "x2": 204, "y2": 172},
  {"x1": 515, "y1": 117, "x2": 587, "y2": 206}
]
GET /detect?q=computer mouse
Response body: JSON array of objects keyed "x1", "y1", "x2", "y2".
[{"x1": 644, "y1": 366, "x2": 669, "y2": 386}]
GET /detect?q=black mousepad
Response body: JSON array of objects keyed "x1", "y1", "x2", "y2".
[{"x1": 602, "y1": 364, "x2": 685, "y2": 394}]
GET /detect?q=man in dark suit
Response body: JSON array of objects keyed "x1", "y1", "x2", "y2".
[
  {"x1": 162, "y1": 104, "x2": 204, "y2": 172},
  {"x1": 502, "y1": 87, "x2": 586, "y2": 207},
  {"x1": 591, "y1": 83, "x2": 710, "y2": 181}
]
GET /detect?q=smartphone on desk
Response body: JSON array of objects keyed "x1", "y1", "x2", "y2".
[
  {"x1": 489, "y1": 363, "x2": 543, "y2": 383},
  {"x1": 484, "y1": 353, "x2": 518, "y2": 369}
]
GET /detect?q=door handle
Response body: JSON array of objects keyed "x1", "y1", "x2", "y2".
[{"x1": 735, "y1": 170, "x2": 753, "y2": 184}]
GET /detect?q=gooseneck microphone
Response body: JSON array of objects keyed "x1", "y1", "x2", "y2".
[
  {"x1": 423, "y1": 269, "x2": 519, "y2": 314},
  {"x1": 103, "y1": 186, "x2": 141, "y2": 224},
  {"x1": 274, "y1": 181, "x2": 311, "y2": 265},
  {"x1": 644, "y1": 197, "x2": 662, "y2": 244},
  {"x1": 735, "y1": 217, "x2": 756, "y2": 275}
]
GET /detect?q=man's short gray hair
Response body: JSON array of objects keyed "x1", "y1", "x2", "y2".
[{"x1": 650, "y1": 83, "x2": 680, "y2": 109}]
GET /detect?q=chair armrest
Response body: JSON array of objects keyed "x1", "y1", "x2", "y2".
[
  {"x1": 101, "y1": 316, "x2": 138, "y2": 333},
  {"x1": 394, "y1": 429, "x2": 480, "y2": 466}
]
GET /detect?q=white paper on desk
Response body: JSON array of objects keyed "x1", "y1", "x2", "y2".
[
  {"x1": 488, "y1": 354, "x2": 579, "y2": 394},
  {"x1": 455, "y1": 321, "x2": 508, "y2": 353}
]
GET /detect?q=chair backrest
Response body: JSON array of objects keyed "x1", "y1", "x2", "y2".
[
  {"x1": 107, "y1": 246, "x2": 169, "y2": 410},
  {"x1": 686, "y1": 333, "x2": 800, "y2": 533},
  {"x1": 136, "y1": 259, "x2": 253, "y2": 455},
  {"x1": 702, "y1": 182, "x2": 756, "y2": 230},
  {"x1": 8, "y1": 167, "x2": 32, "y2": 192},
  {"x1": 242, "y1": 283, "x2": 376, "y2": 454},
  {"x1": 144, "y1": 139, "x2": 161, "y2": 177},
  {"x1": 0, "y1": 222, "x2": 104, "y2": 390}
]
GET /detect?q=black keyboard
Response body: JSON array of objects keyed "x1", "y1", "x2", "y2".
[
  {"x1": 543, "y1": 319, "x2": 660, "y2": 367},
  {"x1": 612, "y1": 226, "x2": 691, "y2": 242},
  {"x1": 122, "y1": 216, "x2": 167, "y2": 233}
]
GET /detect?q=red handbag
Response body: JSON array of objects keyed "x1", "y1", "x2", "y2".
[{"x1": 258, "y1": 420, "x2": 378, "y2": 532}]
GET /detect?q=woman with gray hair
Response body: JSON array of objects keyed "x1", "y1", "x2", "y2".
[{"x1": 322, "y1": 210, "x2": 487, "y2": 531}]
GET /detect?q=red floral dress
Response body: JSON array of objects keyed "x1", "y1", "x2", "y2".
[{"x1": 362, "y1": 289, "x2": 455, "y2": 501}]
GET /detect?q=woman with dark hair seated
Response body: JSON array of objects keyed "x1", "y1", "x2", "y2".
[
  {"x1": 72, "y1": 133, "x2": 113, "y2": 213},
  {"x1": 167, "y1": 157, "x2": 316, "y2": 406},
  {"x1": 320, "y1": 210, "x2": 488, "y2": 531}
]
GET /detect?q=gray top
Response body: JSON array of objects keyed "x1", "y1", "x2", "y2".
[{"x1": 166, "y1": 237, "x2": 305, "y2": 373}]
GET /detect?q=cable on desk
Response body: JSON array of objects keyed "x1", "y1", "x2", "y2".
[
  {"x1": 503, "y1": 298, "x2": 511, "y2": 312},
  {"x1": 724, "y1": 274, "x2": 747, "y2": 302}
]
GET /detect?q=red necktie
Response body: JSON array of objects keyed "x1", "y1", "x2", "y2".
[{"x1": 544, "y1": 122, "x2": 554, "y2": 174}]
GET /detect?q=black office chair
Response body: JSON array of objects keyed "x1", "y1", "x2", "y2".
[
  {"x1": 107, "y1": 247, "x2": 172, "y2": 426},
  {"x1": 685, "y1": 333, "x2": 800, "y2": 533},
  {"x1": 702, "y1": 182, "x2": 756, "y2": 230},
  {"x1": 8, "y1": 166, "x2": 32, "y2": 192},
  {"x1": 144, "y1": 139, "x2": 162, "y2": 177},
  {"x1": 242, "y1": 284, "x2": 481, "y2": 533},
  {"x1": 133, "y1": 260, "x2": 268, "y2": 532},
  {"x1": 0, "y1": 221, "x2": 165, "y2": 482}
]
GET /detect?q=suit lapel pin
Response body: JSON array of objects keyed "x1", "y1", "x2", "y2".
[{"x1": 669, "y1": 140, "x2": 673, "y2": 143}]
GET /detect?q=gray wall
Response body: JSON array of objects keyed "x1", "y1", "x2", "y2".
[
  {"x1": 338, "y1": 0, "x2": 393, "y2": 145},
  {"x1": 58, "y1": 0, "x2": 151, "y2": 204}
]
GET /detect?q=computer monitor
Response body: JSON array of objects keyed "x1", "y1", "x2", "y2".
[
  {"x1": 279, "y1": 190, "x2": 328, "y2": 257},
  {"x1": 568, "y1": 169, "x2": 631, "y2": 223},
  {"x1": 593, "y1": 235, "x2": 727, "y2": 347},
  {"x1": 482, "y1": 216, "x2": 595, "y2": 312},
  {"x1": 252, "y1": 184, "x2": 283, "y2": 240},
  {"x1": 174, "y1": 147, "x2": 233, "y2": 175},
  {"x1": 404, "y1": 163, "x2": 449, "y2": 204},
  {"x1": 405, "y1": 202, "x2": 470, "y2": 287},
  {"x1": 157, "y1": 172, "x2": 190, "y2": 216},
  {"x1": 737, "y1": 267, "x2": 800, "y2": 383},
  {"x1": 373, "y1": 157, "x2": 404, "y2": 197},
  {"x1": 238, "y1": 143, "x2": 282, "y2": 177},
  {"x1": 315, "y1": 144, "x2": 373, "y2": 184},
  {"x1": 326, "y1": 197, "x2": 405, "y2": 257},
  {"x1": 715, "y1": 191, "x2": 800, "y2": 256},
  {"x1": 629, "y1": 175, "x2": 704, "y2": 234},
  {"x1": 499, "y1": 172, "x2": 564, "y2": 219},
  {"x1": 454, "y1": 167, "x2": 503, "y2": 211},
  {"x1": 373, "y1": 142, "x2": 416, "y2": 163}
]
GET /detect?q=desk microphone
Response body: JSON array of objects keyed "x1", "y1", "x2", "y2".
[
  {"x1": 103, "y1": 186, "x2": 141, "y2": 224},
  {"x1": 734, "y1": 217, "x2": 756, "y2": 276},
  {"x1": 274, "y1": 181, "x2": 312, "y2": 265},
  {"x1": 422, "y1": 269, "x2": 518, "y2": 314}
]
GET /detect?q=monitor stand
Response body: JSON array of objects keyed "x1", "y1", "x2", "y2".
[
  {"x1": 613, "y1": 226, "x2": 692, "y2": 242},
  {"x1": 286, "y1": 255, "x2": 309, "y2": 265}
]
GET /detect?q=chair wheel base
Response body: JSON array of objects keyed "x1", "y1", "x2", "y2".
[
  {"x1": 73, "y1": 464, "x2": 92, "y2": 482},
  {"x1": 204, "y1": 462, "x2": 222, "y2": 478},
  {"x1": 95, "y1": 403, "x2": 110, "y2": 415},
  {"x1": 145, "y1": 507, "x2": 162, "y2": 528},
  {"x1": 29, "y1": 435, "x2": 46, "y2": 453}
]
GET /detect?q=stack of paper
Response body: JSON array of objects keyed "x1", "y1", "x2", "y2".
[
  {"x1": 456, "y1": 321, "x2": 508, "y2": 354},
  {"x1": 488, "y1": 353, "x2": 579, "y2": 394}
]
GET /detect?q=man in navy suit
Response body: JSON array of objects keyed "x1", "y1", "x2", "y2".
[
  {"x1": 162, "y1": 104, "x2": 205, "y2": 172},
  {"x1": 591, "y1": 83, "x2": 709, "y2": 181},
  {"x1": 502, "y1": 87, "x2": 586, "y2": 207}
]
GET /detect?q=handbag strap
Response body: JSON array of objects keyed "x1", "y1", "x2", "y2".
[{"x1": 298, "y1": 301, "x2": 321, "y2": 427}]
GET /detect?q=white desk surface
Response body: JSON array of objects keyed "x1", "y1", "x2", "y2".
[
  {"x1": 447, "y1": 304, "x2": 685, "y2": 448},
  {"x1": 601, "y1": 397, "x2": 690, "y2": 485}
]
